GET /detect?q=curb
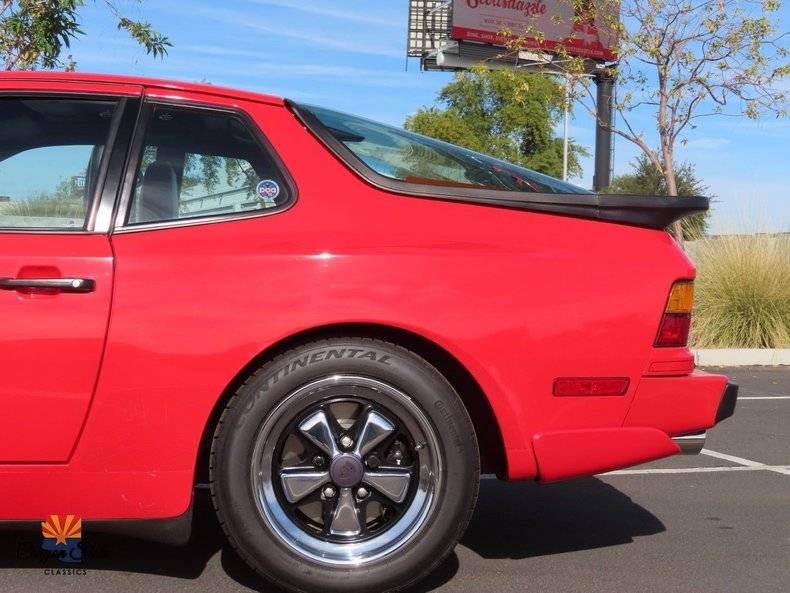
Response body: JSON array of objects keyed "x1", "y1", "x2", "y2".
[{"x1": 693, "y1": 349, "x2": 790, "y2": 367}]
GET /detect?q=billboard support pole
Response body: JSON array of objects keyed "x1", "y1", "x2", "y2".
[{"x1": 593, "y1": 71, "x2": 615, "y2": 192}]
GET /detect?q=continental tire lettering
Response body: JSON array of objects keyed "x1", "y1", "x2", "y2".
[
  {"x1": 262, "y1": 349, "x2": 394, "y2": 397},
  {"x1": 238, "y1": 348, "x2": 395, "y2": 424},
  {"x1": 282, "y1": 349, "x2": 392, "y2": 366},
  {"x1": 434, "y1": 400, "x2": 464, "y2": 453},
  {"x1": 237, "y1": 386, "x2": 263, "y2": 427},
  {"x1": 291, "y1": 354, "x2": 309, "y2": 370}
]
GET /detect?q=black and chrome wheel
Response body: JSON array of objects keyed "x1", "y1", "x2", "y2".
[
  {"x1": 254, "y1": 375, "x2": 441, "y2": 563},
  {"x1": 211, "y1": 338, "x2": 479, "y2": 593}
]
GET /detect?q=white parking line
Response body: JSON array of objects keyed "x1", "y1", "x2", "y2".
[
  {"x1": 739, "y1": 396, "x2": 790, "y2": 400},
  {"x1": 701, "y1": 448, "x2": 763, "y2": 466},
  {"x1": 702, "y1": 449, "x2": 790, "y2": 476},
  {"x1": 600, "y1": 449, "x2": 790, "y2": 477},
  {"x1": 603, "y1": 465, "x2": 790, "y2": 476}
]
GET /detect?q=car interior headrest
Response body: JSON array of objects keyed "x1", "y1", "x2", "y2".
[{"x1": 136, "y1": 161, "x2": 179, "y2": 223}]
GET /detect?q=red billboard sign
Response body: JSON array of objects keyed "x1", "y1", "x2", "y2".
[{"x1": 451, "y1": 0, "x2": 617, "y2": 62}]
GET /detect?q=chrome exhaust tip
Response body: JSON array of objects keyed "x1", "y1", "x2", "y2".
[{"x1": 672, "y1": 431, "x2": 706, "y2": 455}]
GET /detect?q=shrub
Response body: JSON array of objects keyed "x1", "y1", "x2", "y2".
[
  {"x1": 0, "y1": 196, "x2": 83, "y2": 219},
  {"x1": 691, "y1": 234, "x2": 790, "y2": 348}
]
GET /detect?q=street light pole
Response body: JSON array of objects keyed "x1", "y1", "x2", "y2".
[{"x1": 562, "y1": 75, "x2": 570, "y2": 182}]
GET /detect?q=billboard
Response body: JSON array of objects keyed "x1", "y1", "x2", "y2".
[{"x1": 451, "y1": 0, "x2": 617, "y2": 62}]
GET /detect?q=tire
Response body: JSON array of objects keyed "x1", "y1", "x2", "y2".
[{"x1": 210, "y1": 337, "x2": 480, "y2": 593}]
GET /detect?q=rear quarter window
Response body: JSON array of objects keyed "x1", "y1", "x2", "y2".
[{"x1": 127, "y1": 104, "x2": 292, "y2": 226}]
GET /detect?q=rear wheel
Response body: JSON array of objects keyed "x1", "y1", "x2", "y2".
[{"x1": 210, "y1": 338, "x2": 479, "y2": 593}]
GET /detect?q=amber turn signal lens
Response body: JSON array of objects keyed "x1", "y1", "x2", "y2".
[{"x1": 665, "y1": 281, "x2": 694, "y2": 314}]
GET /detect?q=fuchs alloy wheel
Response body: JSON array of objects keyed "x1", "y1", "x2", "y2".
[
  {"x1": 256, "y1": 377, "x2": 441, "y2": 562},
  {"x1": 210, "y1": 338, "x2": 480, "y2": 593}
]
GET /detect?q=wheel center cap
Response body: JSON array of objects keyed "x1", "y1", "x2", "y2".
[{"x1": 329, "y1": 454, "x2": 364, "y2": 488}]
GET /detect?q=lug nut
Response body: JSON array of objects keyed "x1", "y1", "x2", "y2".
[
  {"x1": 356, "y1": 487, "x2": 369, "y2": 499},
  {"x1": 339, "y1": 435, "x2": 354, "y2": 450},
  {"x1": 322, "y1": 486, "x2": 336, "y2": 499},
  {"x1": 366, "y1": 454, "x2": 381, "y2": 469},
  {"x1": 313, "y1": 455, "x2": 325, "y2": 468}
]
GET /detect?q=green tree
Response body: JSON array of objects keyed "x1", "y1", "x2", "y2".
[
  {"x1": 604, "y1": 154, "x2": 711, "y2": 240},
  {"x1": 1, "y1": 0, "x2": 170, "y2": 70},
  {"x1": 405, "y1": 67, "x2": 588, "y2": 179}
]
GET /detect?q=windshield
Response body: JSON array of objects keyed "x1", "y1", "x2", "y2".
[{"x1": 300, "y1": 104, "x2": 591, "y2": 195}]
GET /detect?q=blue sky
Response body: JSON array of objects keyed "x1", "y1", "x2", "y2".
[{"x1": 63, "y1": 0, "x2": 789, "y2": 233}]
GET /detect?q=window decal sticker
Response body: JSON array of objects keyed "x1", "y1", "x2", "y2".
[{"x1": 256, "y1": 179, "x2": 280, "y2": 206}]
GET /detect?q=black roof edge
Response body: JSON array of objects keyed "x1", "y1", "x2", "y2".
[{"x1": 285, "y1": 99, "x2": 709, "y2": 230}]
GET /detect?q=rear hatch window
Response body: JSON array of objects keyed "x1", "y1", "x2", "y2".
[{"x1": 299, "y1": 104, "x2": 591, "y2": 195}]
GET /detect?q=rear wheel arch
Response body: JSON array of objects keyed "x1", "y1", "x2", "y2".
[{"x1": 195, "y1": 323, "x2": 508, "y2": 485}]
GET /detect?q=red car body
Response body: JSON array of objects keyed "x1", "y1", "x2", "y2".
[{"x1": 0, "y1": 72, "x2": 734, "y2": 524}]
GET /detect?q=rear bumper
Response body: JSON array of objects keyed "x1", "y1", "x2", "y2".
[
  {"x1": 671, "y1": 381, "x2": 738, "y2": 455},
  {"x1": 624, "y1": 373, "x2": 735, "y2": 435},
  {"x1": 533, "y1": 375, "x2": 738, "y2": 482}
]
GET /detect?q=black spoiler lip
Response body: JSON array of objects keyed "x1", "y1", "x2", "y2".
[
  {"x1": 286, "y1": 99, "x2": 709, "y2": 230},
  {"x1": 527, "y1": 193, "x2": 709, "y2": 229}
]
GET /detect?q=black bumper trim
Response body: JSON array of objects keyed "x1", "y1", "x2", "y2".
[
  {"x1": 87, "y1": 501, "x2": 193, "y2": 545},
  {"x1": 716, "y1": 382, "x2": 738, "y2": 423}
]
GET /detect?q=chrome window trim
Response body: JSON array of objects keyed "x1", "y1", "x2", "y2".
[
  {"x1": 83, "y1": 97, "x2": 127, "y2": 232},
  {"x1": 111, "y1": 203, "x2": 296, "y2": 233},
  {"x1": 91, "y1": 97, "x2": 141, "y2": 234}
]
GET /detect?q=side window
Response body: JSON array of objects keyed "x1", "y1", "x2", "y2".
[
  {"x1": 0, "y1": 98, "x2": 118, "y2": 229},
  {"x1": 127, "y1": 105, "x2": 291, "y2": 225}
]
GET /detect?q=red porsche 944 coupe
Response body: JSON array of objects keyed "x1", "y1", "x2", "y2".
[{"x1": 0, "y1": 72, "x2": 736, "y2": 592}]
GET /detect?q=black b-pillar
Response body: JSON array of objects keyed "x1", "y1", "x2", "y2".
[{"x1": 592, "y1": 72, "x2": 615, "y2": 192}]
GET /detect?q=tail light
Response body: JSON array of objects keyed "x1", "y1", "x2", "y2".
[{"x1": 655, "y1": 281, "x2": 694, "y2": 347}]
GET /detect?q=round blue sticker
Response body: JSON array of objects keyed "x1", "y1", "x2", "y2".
[{"x1": 256, "y1": 179, "x2": 280, "y2": 205}]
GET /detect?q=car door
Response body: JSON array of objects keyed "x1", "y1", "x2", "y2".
[
  {"x1": 0, "y1": 81, "x2": 140, "y2": 462},
  {"x1": 90, "y1": 91, "x2": 297, "y2": 471}
]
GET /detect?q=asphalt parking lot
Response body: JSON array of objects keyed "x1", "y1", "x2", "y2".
[{"x1": 1, "y1": 366, "x2": 787, "y2": 593}]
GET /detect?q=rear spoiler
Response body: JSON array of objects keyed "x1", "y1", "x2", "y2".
[
  {"x1": 466, "y1": 192, "x2": 709, "y2": 229},
  {"x1": 287, "y1": 100, "x2": 708, "y2": 230}
]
